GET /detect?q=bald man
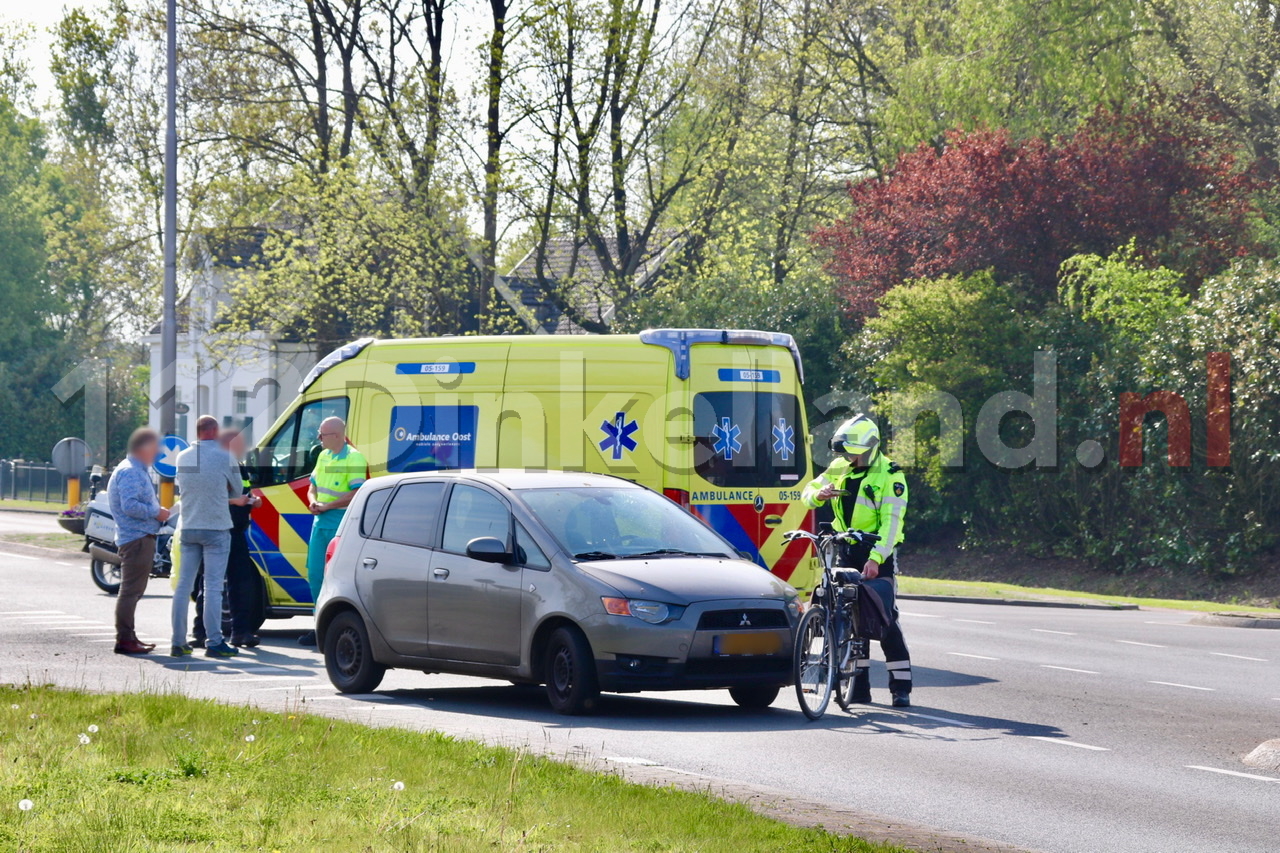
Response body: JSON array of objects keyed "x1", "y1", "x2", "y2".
[{"x1": 299, "y1": 416, "x2": 367, "y2": 646}]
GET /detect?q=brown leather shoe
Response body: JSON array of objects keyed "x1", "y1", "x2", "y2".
[{"x1": 114, "y1": 639, "x2": 153, "y2": 655}]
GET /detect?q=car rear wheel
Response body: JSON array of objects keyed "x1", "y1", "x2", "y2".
[
  {"x1": 545, "y1": 626, "x2": 599, "y2": 715},
  {"x1": 324, "y1": 611, "x2": 386, "y2": 694},
  {"x1": 728, "y1": 685, "x2": 779, "y2": 710}
]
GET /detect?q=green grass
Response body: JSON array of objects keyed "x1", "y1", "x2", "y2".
[
  {"x1": 0, "y1": 686, "x2": 905, "y2": 853},
  {"x1": 0, "y1": 532, "x2": 84, "y2": 551},
  {"x1": 899, "y1": 576, "x2": 1280, "y2": 615},
  {"x1": 0, "y1": 499, "x2": 65, "y2": 512}
]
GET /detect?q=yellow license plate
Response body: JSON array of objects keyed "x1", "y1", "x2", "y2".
[{"x1": 714, "y1": 633, "x2": 783, "y2": 656}]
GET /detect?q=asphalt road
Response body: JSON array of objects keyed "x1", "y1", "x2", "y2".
[{"x1": 1, "y1": 536, "x2": 1277, "y2": 853}]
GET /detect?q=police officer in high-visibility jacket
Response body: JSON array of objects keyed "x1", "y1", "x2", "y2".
[
  {"x1": 298, "y1": 416, "x2": 367, "y2": 647},
  {"x1": 801, "y1": 414, "x2": 913, "y2": 708}
]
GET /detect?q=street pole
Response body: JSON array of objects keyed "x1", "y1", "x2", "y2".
[{"x1": 159, "y1": 0, "x2": 178, "y2": 508}]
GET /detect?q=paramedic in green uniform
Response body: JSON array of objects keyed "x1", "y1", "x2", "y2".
[{"x1": 298, "y1": 416, "x2": 367, "y2": 646}]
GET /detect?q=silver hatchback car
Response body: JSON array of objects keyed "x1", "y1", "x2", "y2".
[{"x1": 316, "y1": 471, "x2": 801, "y2": 714}]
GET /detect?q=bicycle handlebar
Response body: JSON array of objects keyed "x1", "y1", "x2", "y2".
[{"x1": 783, "y1": 529, "x2": 881, "y2": 546}]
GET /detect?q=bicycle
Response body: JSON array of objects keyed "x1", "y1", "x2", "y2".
[{"x1": 784, "y1": 527, "x2": 881, "y2": 720}]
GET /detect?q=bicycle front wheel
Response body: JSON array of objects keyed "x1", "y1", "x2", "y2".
[{"x1": 793, "y1": 604, "x2": 836, "y2": 720}]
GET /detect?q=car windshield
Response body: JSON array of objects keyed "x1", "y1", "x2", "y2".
[{"x1": 517, "y1": 487, "x2": 736, "y2": 561}]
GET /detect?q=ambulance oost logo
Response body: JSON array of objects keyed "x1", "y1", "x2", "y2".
[
  {"x1": 598, "y1": 412, "x2": 639, "y2": 461},
  {"x1": 393, "y1": 427, "x2": 408, "y2": 442}
]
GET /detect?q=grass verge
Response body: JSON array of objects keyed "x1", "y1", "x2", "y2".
[
  {"x1": 0, "y1": 532, "x2": 84, "y2": 552},
  {"x1": 0, "y1": 500, "x2": 65, "y2": 512},
  {"x1": 0, "y1": 686, "x2": 905, "y2": 853},
  {"x1": 899, "y1": 575, "x2": 1280, "y2": 615}
]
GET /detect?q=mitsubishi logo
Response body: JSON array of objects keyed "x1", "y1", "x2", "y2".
[{"x1": 739, "y1": 613, "x2": 752, "y2": 627}]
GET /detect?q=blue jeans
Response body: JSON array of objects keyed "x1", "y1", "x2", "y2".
[{"x1": 174, "y1": 528, "x2": 231, "y2": 647}]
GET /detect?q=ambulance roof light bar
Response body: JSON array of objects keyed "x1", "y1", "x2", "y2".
[
  {"x1": 299, "y1": 337, "x2": 376, "y2": 393},
  {"x1": 638, "y1": 328, "x2": 804, "y2": 383}
]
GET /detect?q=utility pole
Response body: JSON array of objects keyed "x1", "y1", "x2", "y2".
[{"x1": 159, "y1": 0, "x2": 178, "y2": 507}]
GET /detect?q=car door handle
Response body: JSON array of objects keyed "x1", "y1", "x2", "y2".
[
  {"x1": 433, "y1": 568, "x2": 450, "y2": 580},
  {"x1": 361, "y1": 558, "x2": 377, "y2": 570}
]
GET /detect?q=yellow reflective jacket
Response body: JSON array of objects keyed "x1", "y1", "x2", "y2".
[{"x1": 801, "y1": 453, "x2": 908, "y2": 564}]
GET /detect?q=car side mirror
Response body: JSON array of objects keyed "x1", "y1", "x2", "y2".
[{"x1": 465, "y1": 536, "x2": 511, "y2": 564}]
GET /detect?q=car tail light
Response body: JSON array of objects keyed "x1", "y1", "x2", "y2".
[
  {"x1": 324, "y1": 535, "x2": 341, "y2": 569},
  {"x1": 663, "y1": 488, "x2": 690, "y2": 509}
]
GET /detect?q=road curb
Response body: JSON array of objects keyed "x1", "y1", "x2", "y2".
[
  {"x1": 1190, "y1": 612, "x2": 1280, "y2": 629},
  {"x1": 899, "y1": 593, "x2": 1139, "y2": 611}
]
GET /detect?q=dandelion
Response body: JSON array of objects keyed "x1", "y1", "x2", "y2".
[
  {"x1": 392, "y1": 781, "x2": 405, "y2": 791},
  {"x1": 244, "y1": 734, "x2": 255, "y2": 743},
  {"x1": 18, "y1": 799, "x2": 33, "y2": 811},
  {"x1": 87, "y1": 725, "x2": 98, "y2": 733},
  {"x1": 29, "y1": 713, "x2": 37, "y2": 720},
  {"x1": 78, "y1": 733, "x2": 91, "y2": 745},
  {"x1": 9, "y1": 704, "x2": 17, "y2": 710},
  {"x1": 252, "y1": 719, "x2": 260, "y2": 725}
]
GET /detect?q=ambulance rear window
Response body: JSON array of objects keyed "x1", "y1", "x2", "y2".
[{"x1": 693, "y1": 392, "x2": 807, "y2": 488}]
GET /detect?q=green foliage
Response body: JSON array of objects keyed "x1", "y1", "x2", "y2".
[{"x1": 1059, "y1": 242, "x2": 1189, "y2": 344}]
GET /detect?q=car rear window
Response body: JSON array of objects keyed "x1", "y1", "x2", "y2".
[
  {"x1": 693, "y1": 391, "x2": 808, "y2": 487},
  {"x1": 359, "y1": 487, "x2": 393, "y2": 537},
  {"x1": 379, "y1": 482, "x2": 446, "y2": 548}
]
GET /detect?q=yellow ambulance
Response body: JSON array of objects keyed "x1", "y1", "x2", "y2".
[{"x1": 244, "y1": 329, "x2": 816, "y2": 615}]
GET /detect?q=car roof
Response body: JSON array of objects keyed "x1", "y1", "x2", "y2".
[{"x1": 362, "y1": 469, "x2": 644, "y2": 492}]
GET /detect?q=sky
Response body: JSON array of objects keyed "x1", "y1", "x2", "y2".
[{"x1": 2, "y1": 1, "x2": 112, "y2": 105}]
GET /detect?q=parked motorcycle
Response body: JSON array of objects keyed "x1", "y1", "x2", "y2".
[{"x1": 83, "y1": 470, "x2": 176, "y2": 595}]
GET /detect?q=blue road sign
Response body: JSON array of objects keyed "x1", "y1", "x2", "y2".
[{"x1": 153, "y1": 434, "x2": 189, "y2": 478}]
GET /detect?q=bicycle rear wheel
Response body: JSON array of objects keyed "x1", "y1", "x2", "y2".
[{"x1": 793, "y1": 605, "x2": 836, "y2": 720}]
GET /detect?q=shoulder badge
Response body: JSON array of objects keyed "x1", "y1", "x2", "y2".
[{"x1": 893, "y1": 481, "x2": 905, "y2": 497}]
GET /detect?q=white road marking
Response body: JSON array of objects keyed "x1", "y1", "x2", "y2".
[
  {"x1": 55, "y1": 561, "x2": 77, "y2": 567},
  {"x1": 21, "y1": 620, "x2": 101, "y2": 626},
  {"x1": 88, "y1": 639, "x2": 118, "y2": 644},
  {"x1": 1186, "y1": 766, "x2": 1280, "y2": 783},
  {"x1": 1117, "y1": 640, "x2": 1166, "y2": 648},
  {"x1": 0, "y1": 552, "x2": 36, "y2": 561},
  {"x1": 250, "y1": 684, "x2": 322, "y2": 692},
  {"x1": 1041, "y1": 665, "x2": 1100, "y2": 674},
  {"x1": 955, "y1": 619, "x2": 995, "y2": 625},
  {"x1": 70, "y1": 633, "x2": 117, "y2": 637},
  {"x1": 606, "y1": 756, "x2": 661, "y2": 766},
  {"x1": 899, "y1": 611, "x2": 943, "y2": 618},
  {"x1": 0, "y1": 610, "x2": 62, "y2": 615},
  {"x1": 224, "y1": 675, "x2": 315, "y2": 683},
  {"x1": 1149, "y1": 681, "x2": 1215, "y2": 691},
  {"x1": 1031, "y1": 629, "x2": 1076, "y2": 636},
  {"x1": 948, "y1": 652, "x2": 1000, "y2": 661},
  {"x1": 48, "y1": 625, "x2": 113, "y2": 631},
  {"x1": 1210, "y1": 652, "x2": 1268, "y2": 662},
  {"x1": 1027, "y1": 736, "x2": 1110, "y2": 751}
]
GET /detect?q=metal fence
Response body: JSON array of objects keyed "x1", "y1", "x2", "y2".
[{"x1": 0, "y1": 460, "x2": 95, "y2": 505}]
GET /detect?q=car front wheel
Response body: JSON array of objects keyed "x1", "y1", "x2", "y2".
[
  {"x1": 324, "y1": 611, "x2": 386, "y2": 694},
  {"x1": 544, "y1": 626, "x2": 599, "y2": 715},
  {"x1": 728, "y1": 685, "x2": 780, "y2": 710}
]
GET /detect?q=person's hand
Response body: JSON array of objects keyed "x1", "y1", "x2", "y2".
[
  {"x1": 817, "y1": 484, "x2": 837, "y2": 501},
  {"x1": 248, "y1": 494, "x2": 262, "y2": 508},
  {"x1": 862, "y1": 559, "x2": 879, "y2": 580},
  {"x1": 156, "y1": 507, "x2": 171, "y2": 523},
  {"x1": 230, "y1": 495, "x2": 250, "y2": 507},
  {"x1": 309, "y1": 501, "x2": 326, "y2": 514}
]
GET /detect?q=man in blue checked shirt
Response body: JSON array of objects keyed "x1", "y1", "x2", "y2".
[{"x1": 106, "y1": 428, "x2": 171, "y2": 655}]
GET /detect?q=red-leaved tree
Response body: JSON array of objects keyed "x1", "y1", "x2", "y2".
[{"x1": 815, "y1": 104, "x2": 1262, "y2": 315}]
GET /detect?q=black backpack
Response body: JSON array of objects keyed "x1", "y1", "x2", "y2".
[{"x1": 854, "y1": 578, "x2": 896, "y2": 640}]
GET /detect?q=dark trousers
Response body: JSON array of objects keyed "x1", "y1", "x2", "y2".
[
  {"x1": 193, "y1": 530, "x2": 263, "y2": 640},
  {"x1": 841, "y1": 551, "x2": 911, "y2": 693},
  {"x1": 115, "y1": 535, "x2": 155, "y2": 643}
]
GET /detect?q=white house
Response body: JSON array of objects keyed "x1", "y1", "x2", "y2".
[{"x1": 143, "y1": 239, "x2": 316, "y2": 446}]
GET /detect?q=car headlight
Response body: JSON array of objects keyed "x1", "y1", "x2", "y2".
[{"x1": 601, "y1": 597, "x2": 683, "y2": 624}]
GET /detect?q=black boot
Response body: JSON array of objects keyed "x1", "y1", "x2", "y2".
[
  {"x1": 891, "y1": 690, "x2": 911, "y2": 708},
  {"x1": 848, "y1": 672, "x2": 872, "y2": 704}
]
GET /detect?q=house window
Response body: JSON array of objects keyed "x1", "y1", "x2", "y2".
[{"x1": 233, "y1": 389, "x2": 249, "y2": 415}]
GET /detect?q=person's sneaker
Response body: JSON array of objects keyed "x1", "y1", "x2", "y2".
[
  {"x1": 231, "y1": 634, "x2": 260, "y2": 648},
  {"x1": 204, "y1": 642, "x2": 239, "y2": 658},
  {"x1": 891, "y1": 691, "x2": 911, "y2": 708},
  {"x1": 169, "y1": 644, "x2": 194, "y2": 657},
  {"x1": 298, "y1": 630, "x2": 317, "y2": 647}
]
